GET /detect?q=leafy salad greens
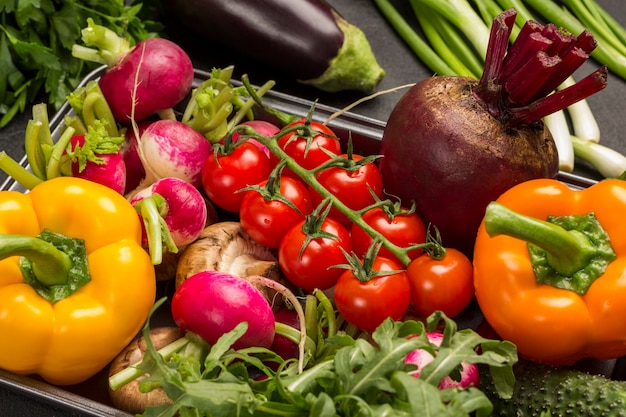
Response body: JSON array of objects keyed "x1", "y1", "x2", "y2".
[{"x1": 114, "y1": 298, "x2": 518, "y2": 417}]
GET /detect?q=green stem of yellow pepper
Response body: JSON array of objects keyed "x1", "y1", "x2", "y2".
[
  {"x1": 0, "y1": 229, "x2": 90, "y2": 303},
  {"x1": 484, "y1": 201, "x2": 616, "y2": 294},
  {"x1": 0, "y1": 233, "x2": 72, "y2": 286}
]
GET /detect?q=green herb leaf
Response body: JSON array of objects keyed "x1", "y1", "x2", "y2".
[{"x1": 0, "y1": 0, "x2": 161, "y2": 128}]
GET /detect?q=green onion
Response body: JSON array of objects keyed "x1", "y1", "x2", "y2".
[{"x1": 571, "y1": 135, "x2": 626, "y2": 178}]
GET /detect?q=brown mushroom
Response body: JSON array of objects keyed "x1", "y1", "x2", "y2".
[
  {"x1": 175, "y1": 221, "x2": 292, "y2": 306},
  {"x1": 154, "y1": 196, "x2": 220, "y2": 282},
  {"x1": 108, "y1": 327, "x2": 184, "y2": 414}
]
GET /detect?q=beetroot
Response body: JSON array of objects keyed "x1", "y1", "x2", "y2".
[{"x1": 379, "y1": 10, "x2": 607, "y2": 256}]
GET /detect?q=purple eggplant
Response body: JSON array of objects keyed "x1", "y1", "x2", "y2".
[{"x1": 161, "y1": 0, "x2": 385, "y2": 93}]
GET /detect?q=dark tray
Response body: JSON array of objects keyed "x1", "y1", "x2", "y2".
[{"x1": 0, "y1": 66, "x2": 611, "y2": 416}]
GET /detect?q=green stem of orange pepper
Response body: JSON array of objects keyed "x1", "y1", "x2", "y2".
[{"x1": 484, "y1": 201, "x2": 616, "y2": 294}]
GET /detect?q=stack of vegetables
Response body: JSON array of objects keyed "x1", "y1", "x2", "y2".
[{"x1": 2, "y1": 2, "x2": 626, "y2": 417}]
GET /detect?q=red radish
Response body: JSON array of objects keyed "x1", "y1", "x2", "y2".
[
  {"x1": 270, "y1": 307, "x2": 301, "y2": 360},
  {"x1": 226, "y1": 120, "x2": 280, "y2": 157},
  {"x1": 66, "y1": 133, "x2": 126, "y2": 194},
  {"x1": 130, "y1": 177, "x2": 207, "y2": 264},
  {"x1": 379, "y1": 10, "x2": 607, "y2": 256},
  {"x1": 405, "y1": 332, "x2": 479, "y2": 389},
  {"x1": 72, "y1": 19, "x2": 194, "y2": 123},
  {"x1": 171, "y1": 271, "x2": 276, "y2": 350},
  {"x1": 135, "y1": 119, "x2": 212, "y2": 190},
  {"x1": 120, "y1": 123, "x2": 148, "y2": 194}
]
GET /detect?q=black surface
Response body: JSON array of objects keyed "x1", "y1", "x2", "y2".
[{"x1": 1, "y1": 1, "x2": 625, "y2": 415}]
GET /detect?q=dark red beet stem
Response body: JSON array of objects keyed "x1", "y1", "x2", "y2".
[
  {"x1": 508, "y1": 66, "x2": 608, "y2": 123},
  {"x1": 473, "y1": 9, "x2": 607, "y2": 127}
]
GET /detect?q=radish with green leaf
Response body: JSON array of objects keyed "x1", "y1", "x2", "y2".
[
  {"x1": 72, "y1": 18, "x2": 194, "y2": 123},
  {"x1": 130, "y1": 177, "x2": 207, "y2": 265},
  {"x1": 66, "y1": 128, "x2": 126, "y2": 195}
]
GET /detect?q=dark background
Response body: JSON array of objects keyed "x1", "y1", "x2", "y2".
[{"x1": 1, "y1": 1, "x2": 625, "y2": 415}]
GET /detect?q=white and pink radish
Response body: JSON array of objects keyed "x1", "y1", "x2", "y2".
[
  {"x1": 171, "y1": 271, "x2": 276, "y2": 350},
  {"x1": 405, "y1": 332, "x2": 480, "y2": 390},
  {"x1": 130, "y1": 177, "x2": 207, "y2": 265},
  {"x1": 72, "y1": 18, "x2": 194, "y2": 123},
  {"x1": 224, "y1": 120, "x2": 280, "y2": 157},
  {"x1": 131, "y1": 119, "x2": 212, "y2": 193}
]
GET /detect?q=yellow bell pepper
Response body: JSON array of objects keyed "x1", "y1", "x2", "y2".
[{"x1": 0, "y1": 176, "x2": 156, "y2": 385}]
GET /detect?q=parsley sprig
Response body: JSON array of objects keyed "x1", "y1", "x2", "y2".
[{"x1": 0, "y1": 0, "x2": 162, "y2": 128}]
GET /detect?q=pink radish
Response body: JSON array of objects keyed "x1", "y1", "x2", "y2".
[
  {"x1": 120, "y1": 123, "x2": 148, "y2": 194},
  {"x1": 72, "y1": 19, "x2": 194, "y2": 123},
  {"x1": 224, "y1": 120, "x2": 280, "y2": 157},
  {"x1": 171, "y1": 271, "x2": 276, "y2": 350},
  {"x1": 405, "y1": 332, "x2": 480, "y2": 389},
  {"x1": 130, "y1": 177, "x2": 207, "y2": 265},
  {"x1": 270, "y1": 307, "x2": 301, "y2": 360},
  {"x1": 66, "y1": 134, "x2": 126, "y2": 194},
  {"x1": 134, "y1": 119, "x2": 212, "y2": 191}
]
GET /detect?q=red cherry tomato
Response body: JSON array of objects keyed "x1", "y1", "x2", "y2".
[
  {"x1": 201, "y1": 141, "x2": 273, "y2": 212},
  {"x1": 406, "y1": 248, "x2": 474, "y2": 318},
  {"x1": 351, "y1": 207, "x2": 427, "y2": 264},
  {"x1": 309, "y1": 154, "x2": 384, "y2": 226},
  {"x1": 278, "y1": 217, "x2": 352, "y2": 291},
  {"x1": 239, "y1": 176, "x2": 312, "y2": 249},
  {"x1": 333, "y1": 256, "x2": 411, "y2": 333},
  {"x1": 271, "y1": 118, "x2": 341, "y2": 173}
]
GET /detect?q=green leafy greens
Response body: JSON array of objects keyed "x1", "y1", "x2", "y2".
[
  {"x1": 116, "y1": 299, "x2": 518, "y2": 417},
  {"x1": 0, "y1": 0, "x2": 161, "y2": 128}
]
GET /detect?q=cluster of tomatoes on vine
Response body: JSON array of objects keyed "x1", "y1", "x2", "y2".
[{"x1": 200, "y1": 112, "x2": 475, "y2": 333}]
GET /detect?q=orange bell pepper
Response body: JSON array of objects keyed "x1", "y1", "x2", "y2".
[
  {"x1": 473, "y1": 178, "x2": 626, "y2": 365},
  {"x1": 0, "y1": 176, "x2": 156, "y2": 385}
]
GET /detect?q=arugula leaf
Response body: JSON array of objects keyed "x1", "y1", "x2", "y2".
[
  {"x1": 117, "y1": 298, "x2": 517, "y2": 417},
  {"x1": 0, "y1": 0, "x2": 161, "y2": 128}
]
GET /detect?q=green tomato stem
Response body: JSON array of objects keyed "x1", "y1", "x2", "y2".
[{"x1": 249, "y1": 125, "x2": 413, "y2": 267}]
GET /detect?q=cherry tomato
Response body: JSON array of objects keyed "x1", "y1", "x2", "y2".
[
  {"x1": 309, "y1": 154, "x2": 384, "y2": 226},
  {"x1": 201, "y1": 141, "x2": 273, "y2": 212},
  {"x1": 333, "y1": 256, "x2": 411, "y2": 333},
  {"x1": 271, "y1": 118, "x2": 341, "y2": 172},
  {"x1": 278, "y1": 217, "x2": 352, "y2": 291},
  {"x1": 351, "y1": 207, "x2": 427, "y2": 264},
  {"x1": 239, "y1": 176, "x2": 312, "y2": 248},
  {"x1": 406, "y1": 248, "x2": 474, "y2": 318}
]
